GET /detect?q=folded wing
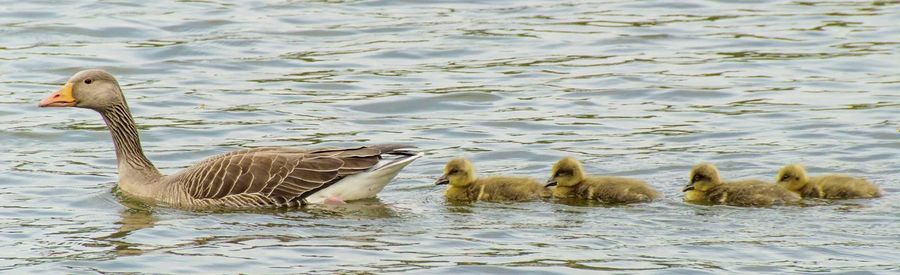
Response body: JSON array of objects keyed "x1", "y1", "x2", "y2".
[{"x1": 175, "y1": 146, "x2": 389, "y2": 208}]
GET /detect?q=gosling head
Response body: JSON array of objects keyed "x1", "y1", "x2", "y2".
[
  {"x1": 435, "y1": 157, "x2": 477, "y2": 188},
  {"x1": 39, "y1": 69, "x2": 125, "y2": 112},
  {"x1": 546, "y1": 156, "x2": 586, "y2": 188},
  {"x1": 684, "y1": 163, "x2": 721, "y2": 192},
  {"x1": 776, "y1": 163, "x2": 809, "y2": 191}
]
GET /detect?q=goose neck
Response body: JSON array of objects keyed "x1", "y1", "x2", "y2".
[{"x1": 99, "y1": 103, "x2": 161, "y2": 180}]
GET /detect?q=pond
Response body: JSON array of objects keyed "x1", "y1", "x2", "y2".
[{"x1": 1, "y1": 0, "x2": 898, "y2": 273}]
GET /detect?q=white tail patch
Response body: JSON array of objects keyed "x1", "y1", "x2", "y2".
[{"x1": 304, "y1": 152, "x2": 423, "y2": 204}]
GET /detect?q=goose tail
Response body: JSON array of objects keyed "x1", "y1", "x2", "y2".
[{"x1": 303, "y1": 145, "x2": 423, "y2": 204}]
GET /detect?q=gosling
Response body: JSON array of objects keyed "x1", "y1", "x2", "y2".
[
  {"x1": 776, "y1": 164, "x2": 882, "y2": 199},
  {"x1": 683, "y1": 163, "x2": 800, "y2": 207},
  {"x1": 435, "y1": 158, "x2": 547, "y2": 202},
  {"x1": 545, "y1": 157, "x2": 659, "y2": 203}
]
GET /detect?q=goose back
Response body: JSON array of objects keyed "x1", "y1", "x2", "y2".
[
  {"x1": 799, "y1": 175, "x2": 882, "y2": 199},
  {"x1": 572, "y1": 176, "x2": 659, "y2": 203},
  {"x1": 452, "y1": 176, "x2": 546, "y2": 202},
  {"x1": 161, "y1": 146, "x2": 410, "y2": 208},
  {"x1": 706, "y1": 180, "x2": 800, "y2": 206}
]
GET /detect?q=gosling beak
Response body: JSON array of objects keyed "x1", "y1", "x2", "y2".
[
  {"x1": 39, "y1": 83, "x2": 76, "y2": 107},
  {"x1": 682, "y1": 183, "x2": 695, "y2": 192},
  {"x1": 545, "y1": 178, "x2": 557, "y2": 188},
  {"x1": 434, "y1": 175, "x2": 449, "y2": 185}
]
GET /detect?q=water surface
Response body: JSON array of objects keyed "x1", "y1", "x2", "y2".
[{"x1": 1, "y1": 0, "x2": 899, "y2": 273}]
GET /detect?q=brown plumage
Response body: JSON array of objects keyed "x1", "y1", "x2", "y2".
[
  {"x1": 435, "y1": 158, "x2": 547, "y2": 202},
  {"x1": 684, "y1": 163, "x2": 799, "y2": 207},
  {"x1": 39, "y1": 69, "x2": 422, "y2": 209},
  {"x1": 546, "y1": 157, "x2": 658, "y2": 203},
  {"x1": 776, "y1": 164, "x2": 882, "y2": 199}
]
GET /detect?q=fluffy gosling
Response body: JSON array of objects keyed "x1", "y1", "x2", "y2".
[
  {"x1": 435, "y1": 158, "x2": 547, "y2": 202},
  {"x1": 683, "y1": 163, "x2": 800, "y2": 207},
  {"x1": 546, "y1": 157, "x2": 659, "y2": 203},
  {"x1": 776, "y1": 164, "x2": 882, "y2": 199}
]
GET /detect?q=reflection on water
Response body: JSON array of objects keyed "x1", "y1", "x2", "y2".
[
  {"x1": 299, "y1": 199, "x2": 401, "y2": 219},
  {"x1": 98, "y1": 209, "x2": 156, "y2": 256},
  {"x1": 1, "y1": 0, "x2": 899, "y2": 273}
]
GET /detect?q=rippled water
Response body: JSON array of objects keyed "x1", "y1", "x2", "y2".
[{"x1": 2, "y1": 0, "x2": 899, "y2": 273}]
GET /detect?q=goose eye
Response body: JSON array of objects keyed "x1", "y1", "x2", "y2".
[
  {"x1": 448, "y1": 169, "x2": 459, "y2": 174},
  {"x1": 781, "y1": 175, "x2": 790, "y2": 181},
  {"x1": 84, "y1": 79, "x2": 93, "y2": 84},
  {"x1": 693, "y1": 175, "x2": 701, "y2": 181}
]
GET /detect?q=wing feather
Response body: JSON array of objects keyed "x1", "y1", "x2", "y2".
[{"x1": 173, "y1": 146, "x2": 391, "y2": 208}]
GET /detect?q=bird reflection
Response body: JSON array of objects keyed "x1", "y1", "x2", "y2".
[
  {"x1": 94, "y1": 207, "x2": 156, "y2": 256},
  {"x1": 300, "y1": 198, "x2": 400, "y2": 218}
]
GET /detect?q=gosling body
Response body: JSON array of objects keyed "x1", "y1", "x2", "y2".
[
  {"x1": 547, "y1": 157, "x2": 658, "y2": 203},
  {"x1": 684, "y1": 163, "x2": 799, "y2": 207},
  {"x1": 777, "y1": 164, "x2": 881, "y2": 199},
  {"x1": 437, "y1": 158, "x2": 546, "y2": 202},
  {"x1": 445, "y1": 176, "x2": 547, "y2": 201}
]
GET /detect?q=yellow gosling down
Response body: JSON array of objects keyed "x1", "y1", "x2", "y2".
[
  {"x1": 435, "y1": 158, "x2": 548, "y2": 202},
  {"x1": 683, "y1": 163, "x2": 800, "y2": 207},
  {"x1": 546, "y1": 157, "x2": 659, "y2": 203},
  {"x1": 777, "y1": 164, "x2": 882, "y2": 199}
]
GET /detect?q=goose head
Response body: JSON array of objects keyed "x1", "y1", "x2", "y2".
[
  {"x1": 39, "y1": 69, "x2": 125, "y2": 111},
  {"x1": 435, "y1": 157, "x2": 477, "y2": 188},
  {"x1": 546, "y1": 156, "x2": 585, "y2": 188},
  {"x1": 684, "y1": 163, "x2": 721, "y2": 192},
  {"x1": 776, "y1": 163, "x2": 809, "y2": 192}
]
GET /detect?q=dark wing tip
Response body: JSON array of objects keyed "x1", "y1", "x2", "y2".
[{"x1": 368, "y1": 143, "x2": 420, "y2": 156}]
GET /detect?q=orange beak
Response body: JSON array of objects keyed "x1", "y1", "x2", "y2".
[{"x1": 39, "y1": 83, "x2": 76, "y2": 107}]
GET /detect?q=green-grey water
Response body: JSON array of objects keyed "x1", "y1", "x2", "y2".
[{"x1": 1, "y1": 0, "x2": 899, "y2": 273}]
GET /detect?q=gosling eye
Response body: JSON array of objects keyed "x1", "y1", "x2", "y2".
[
  {"x1": 780, "y1": 175, "x2": 791, "y2": 181},
  {"x1": 554, "y1": 170, "x2": 571, "y2": 177},
  {"x1": 448, "y1": 168, "x2": 459, "y2": 175},
  {"x1": 84, "y1": 79, "x2": 93, "y2": 84},
  {"x1": 692, "y1": 174, "x2": 702, "y2": 182}
]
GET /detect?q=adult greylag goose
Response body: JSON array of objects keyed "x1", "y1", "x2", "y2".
[{"x1": 38, "y1": 69, "x2": 422, "y2": 209}]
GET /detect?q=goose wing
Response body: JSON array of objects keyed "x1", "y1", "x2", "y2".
[{"x1": 175, "y1": 146, "x2": 391, "y2": 208}]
